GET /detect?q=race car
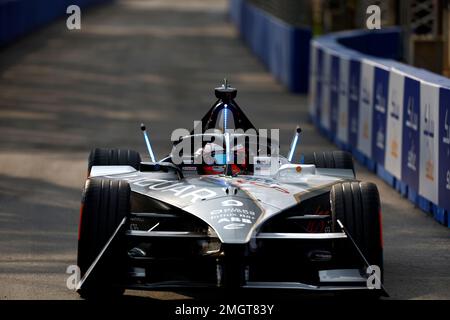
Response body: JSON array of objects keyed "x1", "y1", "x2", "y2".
[{"x1": 76, "y1": 81, "x2": 386, "y2": 299}]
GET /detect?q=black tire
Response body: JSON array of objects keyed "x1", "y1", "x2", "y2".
[
  {"x1": 88, "y1": 148, "x2": 141, "y2": 175},
  {"x1": 330, "y1": 182, "x2": 383, "y2": 279},
  {"x1": 77, "y1": 178, "x2": 130, "y2": 299},
  {"x1": 303, "y1": 151, "x2": 354, "y2": 174}
]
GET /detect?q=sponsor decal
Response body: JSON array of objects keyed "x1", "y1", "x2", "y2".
[
  {"x1": 444, "y1": 109, "x2": 450, "y2": 145},
  {"x1": 357, "y1": 62, "x2": 374, "y2": 157},
  {"x1": 210, "y1": 206, "x2": 256, "y2": 229},
  {"x1": 221, "y1": 199, "x2": 243, "y2": 207},
  {"x1": 401, "y1": 77, "x2": 420, "y2": 190},
  {"x1": 348, "y1": 60, "x2": 361, "y2": 147},
  {"x1": 372, "y1": 67, "x2": 389, "y2": 165},
  {"x1": 389, "y1": 89, "x2": 402, "y2": 160},
  {"x1": 224, "y1": 223, "x2": 246, "y2": 230},
  {"x1": 419, "y1": 82, "x2": 438, "y2": 206},
  {"x1": 107, "y1": 174, "x2": 217, "y2": 203},
  {"x1": 406, "y1": 96, "x2": 419, "y2": 131},
  {"x1": 439, "y1": 88, "x2": 450, "y2": 211},
  {"x1": 233, "y1": 177, "x2": 290, "y2": 194},
  {"x1": 182, "y1": 166, "x2": 197, "y2": 171},
  {"x1": 384, "y1": 71, "x2": 404, "y2": 179}
]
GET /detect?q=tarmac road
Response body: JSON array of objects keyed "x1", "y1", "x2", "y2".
[{"x1": 0, "y1": 0, "x2": 449, "y2": 300}]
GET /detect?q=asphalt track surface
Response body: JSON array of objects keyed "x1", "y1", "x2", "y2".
[{"x1": 0, "y1": 0, "x2": 449, "y2": 300}]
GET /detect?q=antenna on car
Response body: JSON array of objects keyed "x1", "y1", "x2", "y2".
[
  {"x1": 224, "y1": 131, "x2": 233, "y2": 176},
  {"x1": 222, "y1": 78, "x2": 229, "y2": 131},
  {"x1": 287, "y1": 126, "x2": 302, "y2": 162},
  {"x1": 140, "y1": 123, "x2": 157, "y2": 163},
  {"x1": 223, "y1": 78, "x2": 228, "y2": 89},
  {"x1": 221, "y1": 78, "x2": 233, "y2": 176}
]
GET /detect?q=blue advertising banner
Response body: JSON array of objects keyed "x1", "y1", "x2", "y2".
[
  {"x1": 337, "y1": 56, "x2": 350, "y2": 144},
  {"x1": 401, "y1": 77, "x2": 421, "y2": 192},
  {"x1": 357, "y1": 61, "x2": 375, "y2": 157},
  {"x1": 439, "y1": 87, "x2": 450, "y2": 212},
  {"x1": 348, "y1": 59, "x2": 361, "y2": 147},
  {"x1": 372, "y1": 66, "x2": 390, "y2": 166},
  {"x1": 308, "y1": 44, "x2": 318, "y2": 119},
  {"x1": 315, "y1": 47, "x2": 324, "y2": 124},
  {"x1": 330, "y1": 54, "x2": 340, "y2": 136},
  {"x1": 320, "y1": 51, "x2": 332, "y2": 130}
]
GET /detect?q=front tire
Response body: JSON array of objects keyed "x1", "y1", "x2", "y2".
[
  {"x1": 77, "y1": 178, "x2": 130, "y2": 299},
  {"x1": 330, "y1": 182, "x2": 383, "y2": 279},
  {"x1": 88, "y1": 148, "x2": 141, "y2": 175},
  {"x1": 303, "y1": 151, "x2": 354, "y2": 175}
]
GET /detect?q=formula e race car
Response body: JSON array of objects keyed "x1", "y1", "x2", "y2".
[{"x1": 76, "y1": 82, "x2": 386, "y2": 299}]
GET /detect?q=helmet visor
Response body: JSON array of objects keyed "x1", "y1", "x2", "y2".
[{"x1": 213, "y1": 153, "x2": 226, "y2": 165}]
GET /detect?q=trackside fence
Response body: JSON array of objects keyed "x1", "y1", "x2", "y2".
[
  {"x1": 309, "y1": 28, "x2": 450, "y2": 228},
  {"x1": 228, "y1": 0, "x2": 450, "y2": 228},
  {"x1": 229, "y1": 0, "x2": 311, "y2": 93}
]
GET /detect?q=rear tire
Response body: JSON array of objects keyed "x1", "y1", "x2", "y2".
[
  {"x1": 77, "y1": 178, "x2": 130, "y2": 299},
  {"x1": 88, "y1": 148, "x2": 141, "y2": 175},
  {"x1": 330, "y1": 182, "x2": 383, "y2": 280},
  {"x1": 303, "y1": 151, "x2": 354, "y2": 175}
]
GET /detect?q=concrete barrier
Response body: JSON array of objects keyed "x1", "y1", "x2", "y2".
[
  {"x1": 229, "y1": 0, "x2": 311, "y2": 93},
  {"x1": 310, "y1": 28, "x2": 450, "y2": 227}
]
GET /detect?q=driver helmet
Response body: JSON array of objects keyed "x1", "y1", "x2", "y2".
[{"x1": 194, "y1": 142, "x2": 247, "y2": 175}]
